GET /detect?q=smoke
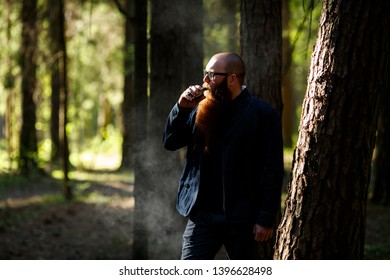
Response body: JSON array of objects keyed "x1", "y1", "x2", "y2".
[
  {"x1": 132, "y1": 0, "x2": 204, "y2": 260},
  {"x1": 132, "y1": 136, "x2": 186, "y2": 259}
]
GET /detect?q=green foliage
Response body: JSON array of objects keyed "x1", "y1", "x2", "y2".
[
  {"x1": 69, "y1": 124, "x2": 122, "y2": 170},
  {"x1": 0, "y1": 0, "x2": 125, "y2": 173},
  {"x1": 289, "y1": 0, "x2": 322, "y2": 63},
  {"x1": 289, "y1": 0, "x2": 322, "y2": 119},
  {"x1": 0, "y1": 1, "x2": 21, "y2": 116},
  {"x1": 66, "y1": 1, "x2": 124, "y2": 156}
]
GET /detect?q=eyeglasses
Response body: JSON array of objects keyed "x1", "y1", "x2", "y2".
[{"x1": 203, "y1": 70, "x2": 231, "y2": 80}]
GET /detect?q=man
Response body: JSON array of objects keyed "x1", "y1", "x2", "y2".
[{"x1": 163, "y1": 52, "x2": 283, "y2": 259}]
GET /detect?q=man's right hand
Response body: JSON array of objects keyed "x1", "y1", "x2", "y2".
[{"x1": 178, "y1": 85, "x2": 205, "y2": 109}]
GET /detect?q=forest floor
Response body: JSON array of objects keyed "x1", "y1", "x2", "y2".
[
  {"x1": 0, "y1": 169, "x2": 390, "y2": 260},
  {"x1": 0, "y1": 170, "x2": 134, "y2": 260}
]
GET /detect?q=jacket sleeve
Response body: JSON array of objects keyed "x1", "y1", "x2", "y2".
[
  {"x1": 163, "y1": 103, "x2": 195, "y2": 151},
  {"x1": 256, "y1": 106, "x2": 284, "y2": 228}
]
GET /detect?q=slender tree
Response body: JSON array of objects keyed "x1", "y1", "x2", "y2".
[
  {"x1": 49, "y1": 0, "x2": 61, "y2": 163},
  {"x1": 117, "y1": 0, "x2": 134, "y2": 170},
  {"x1": 47, "y1": 0, "x2": 71, "y2": 199},
  {"x1": 111, "y1": 0, "x2": 149, "y2": 258},
  {"x1": 130, "y1": 0, "x2": 149, "y2": 260},
  {"x1": 19, "y1": 0, "x2": 39, "y2": 176},
  {"x1": 275, "y1": 0, "x2": 390, "y2": 259},
  {"x1": 240, "y1": 0, "x2": 283, "y2": 259}
]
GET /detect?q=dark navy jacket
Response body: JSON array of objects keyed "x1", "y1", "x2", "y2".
[{"x1": 163, "y1": 89, "x2": 284, "y2": 227}]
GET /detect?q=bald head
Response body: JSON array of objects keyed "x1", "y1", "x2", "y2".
[{"x1": 211, "y1": 52, "x2": 245, "y2": 84}]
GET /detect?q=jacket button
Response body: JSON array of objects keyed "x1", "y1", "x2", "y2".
[{"x1": 185, "y1": 184, "x2": 190, "y2": 189}]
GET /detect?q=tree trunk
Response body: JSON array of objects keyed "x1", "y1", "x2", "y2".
[
  {"x1": 49, "y1": 0, "x2": 61, "y2": 162},
  {"x1": 145, "y1": 0, "x2": 203, "y2": 259},
  {"x1": 119, "y1": 0, "x2": 135, "y2": 170},
  {"x1": 128, "y1": 0, "x2": 149, "y2": 259},
  {"x1": 240, "y1": 0, "x2": 282, "y2": 259},
  {"x1": 275, "y1": 0, "x2": 390, "y2": 259},
  {"x1": 48, "y1": 0, "x2": 71, "y2": 199},
  {"x1": 54, "y1": 0, "x2": 71, "y2": 200},
  {"x1": 240, "y1": 0, "x2": 283, "y2": 117},
  {"x1": 19, "y1": 0, "x2": 38, "y2": 176}
]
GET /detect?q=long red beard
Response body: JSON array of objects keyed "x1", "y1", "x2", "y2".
[{"x1": 194, "y1": 89, "x2": 225, "y2": 153}]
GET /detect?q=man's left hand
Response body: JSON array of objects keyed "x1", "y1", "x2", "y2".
[{"x1": 253, "y1": 224, "x2": 273, "y2": 242}]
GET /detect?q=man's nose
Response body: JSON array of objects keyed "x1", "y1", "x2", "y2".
[{"x1": 203, "y1": 74, "x2": 210, "y2": 83}]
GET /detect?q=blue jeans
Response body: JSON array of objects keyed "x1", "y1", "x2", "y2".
[{"x1": 181, "y1": 211, "x2": 260, "y2": 260}]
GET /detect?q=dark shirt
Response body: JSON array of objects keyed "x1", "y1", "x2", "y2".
[{"x1": 195, "y1": 93, "x2": 245, "y2": 213}]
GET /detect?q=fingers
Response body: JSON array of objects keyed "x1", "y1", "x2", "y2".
[
  {"x1": 178, "y1": 85, "x2": 206, "y2": 109},
  {"x1": 253, "y1": 224, "x2": 273, "y2": 242},
  {"x1": 183, "y1": 85, "x2": 204, "y2": 101},
  {"x1": 256, "y1": 232, "x2": 271, "y2": 242}
]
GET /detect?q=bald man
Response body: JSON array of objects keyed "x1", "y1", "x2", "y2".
[{"x1": 164, "y1": 52, "x2": 283, "y2": 260}]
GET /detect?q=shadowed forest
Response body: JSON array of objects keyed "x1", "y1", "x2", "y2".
[{"x1": 1, "y1": 0, "x2": 389, "y2": 260}]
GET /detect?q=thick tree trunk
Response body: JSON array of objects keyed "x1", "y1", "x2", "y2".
[
  {"x1": 240, "y1": 0, "x2": 283, "y2": 117},
  {"x1": 19, "y1": 0, "x2": 38, "y2": 176},
  {"x1": 240, "y1": 0, "x2": 282, "y2": 259},
  {"x1": 275, "y1": 0, "x2": 390, "y2": 259},
  {"x1": 145, "y1": 0, "x2": 203, "y2": 259}
]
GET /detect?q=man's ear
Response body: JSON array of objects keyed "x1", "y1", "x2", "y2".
[{"x1": 228, "y1": 74, "x2": 238, "y2": 87}]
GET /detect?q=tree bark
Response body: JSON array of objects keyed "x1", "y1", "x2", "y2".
[
  {"x1": 49, "y1": 0, "x2": 71, "y2": 200},
  {"x1": 49, "y1": 0, "x2": 61, "y2": 162},
  {"x1": 60, "y1": 0, "x2": 71, "y2": 200},
  {"x1": 275, "y1": 0, "x2": 390, "y2": 259},
  {"x1": 145, "y1": 0, "x2": 203, "y2": 259},
  {"x1": 119, "y1": 0, "x2": 135, "y2": 170},
  {"x1": 240, "y1": 0, "x2": 283, "y2": 117},
  {"x1": 240, "y1": 0, "x2": 283, "y2": 259},
  {"x1": 130, "y1": 0, "x2": 149, "y2": 260},
  {"x1": 19, "y1": 0, "x2": 38, "y2": 176}
]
